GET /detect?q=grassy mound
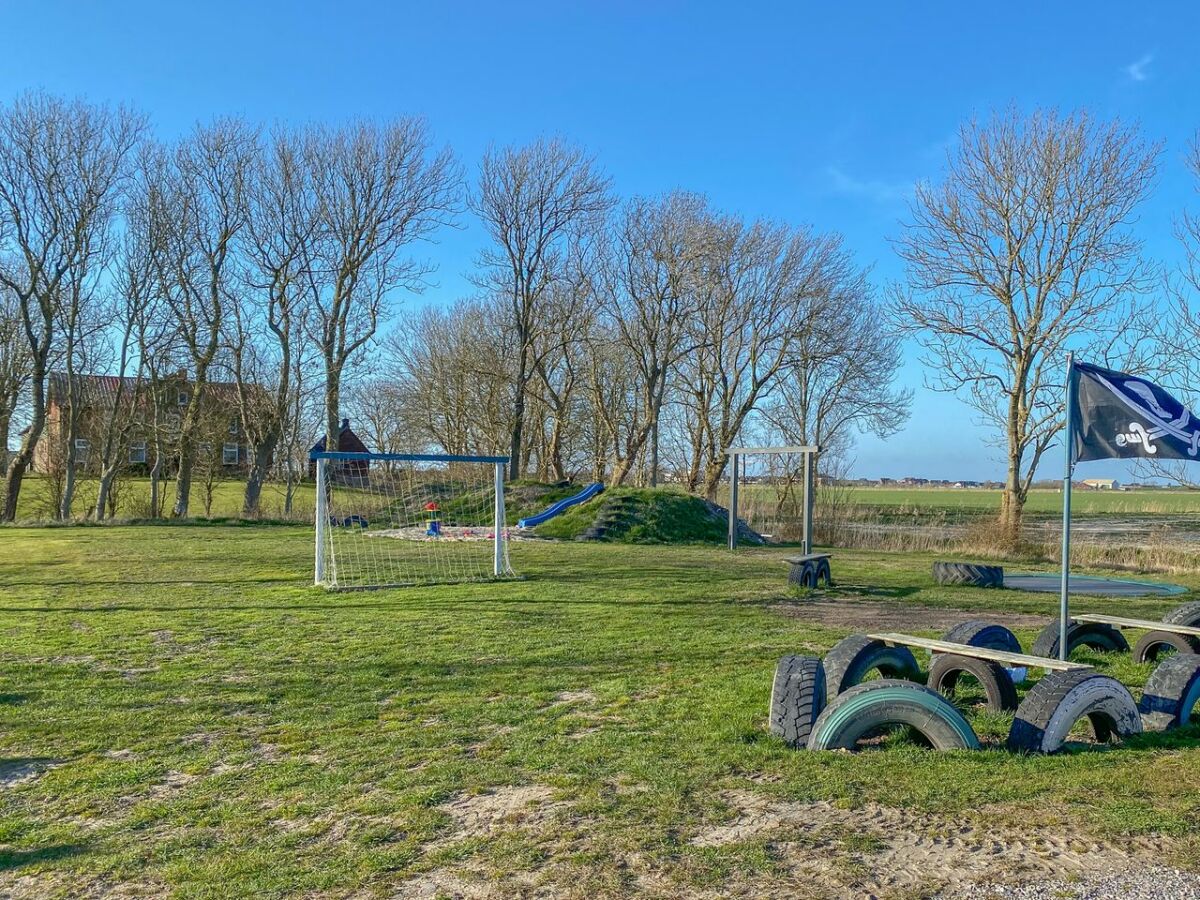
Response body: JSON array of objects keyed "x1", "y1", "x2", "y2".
[{"x1": 532, "y1": 486, "x2": 729, "y2": 544}]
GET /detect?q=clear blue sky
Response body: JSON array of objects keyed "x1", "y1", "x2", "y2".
[{"x1": 3, "y1": 1, "x2": 1197, "y2": 481}]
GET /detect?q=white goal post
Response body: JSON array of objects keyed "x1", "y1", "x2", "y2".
[
  {"x1": 312, "y1": 450, "x2": 515, "y2": 589},
  {"x1": 726, "y1": 445, "x2": 819, "y2": 553}
]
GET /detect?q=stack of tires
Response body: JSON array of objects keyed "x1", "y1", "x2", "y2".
[{"x1": 768, "y1": 616, "x2": 1193, "y2": 754}]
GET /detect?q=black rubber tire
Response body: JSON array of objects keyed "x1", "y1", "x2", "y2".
[
  {"x1": 769, "y1": 655, "x2": 826, "y2": 748},
  {"x1": 1132, "y1": 630, "x2": 1200, "y2": 664},
  {"x1": 788, "y1": 562, "x2": 817, "y2": 589},
  {"x1": 927, "y1": 653, "x2": 1019, "y2": 712},
  {"x1": 1007, "y1": 669, "x2": 1142, "y2": 753},
  {"x1": 932, "y1": 561, "x2": 1004, "y2": 588},
  {"x1": 807, "y1": 679, "x2": 980, "y2": 751},
  {"x1": 823, "y1": 634, "x2": 922, "y2": 698},
  {"x1": 941, "y1": 620, "x2": 1022, "y2": 654},
  {"x1": 1163, "y1": 601, "x2": 1200, "y2": 629},
  {"x1": 1139, "y1": 653, "x2": 1200, "y2": 731},
  {"x1": 1030, "y1": 621, "x2": 1130, "y2": 659},
  {"x1": 815, "y1": 558, "x2": 832, "y2": 587}
]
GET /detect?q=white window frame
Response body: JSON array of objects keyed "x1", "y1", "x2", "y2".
[
  {"x1": 229, "y1": 417, "x2": 239, "y2": 435},
  {"x1": 177, "y1": 391, "x2": 189, "y2": 407},
  {"x1": 222, "y1": 443, "x2": 239, "y2": 466},
  {"x1": 73, "y1": 438, "x2": 90, "y2": 465},
  {"x1": 129, "y1": 440, "x2": 147, "y2": 464}
]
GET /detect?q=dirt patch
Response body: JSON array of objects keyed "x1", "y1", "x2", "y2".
[
  {"x1": 436, "y1": 784, "x2": 563, "y2": 846},
  {"x1": 691, "y1": 789, "x2": 1174, "y2": 898},
  {"x1": 0, "y1": 758, "x2": 62, "y2": 788},
  {"x1": 551, "y1": 690, "x2": 597, "y2": 705},
  {"x1": 771, "y1": 598, "x2": 1047, "y2": 633}
]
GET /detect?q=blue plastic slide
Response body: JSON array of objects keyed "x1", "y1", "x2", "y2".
[{"x1": 518, "y1": 482, "x2": 605, "y2": 528}]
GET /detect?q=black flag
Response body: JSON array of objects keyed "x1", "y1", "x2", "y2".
[{"x1": 1071, "y1": 361, "x2": 1200, "y2": 462}]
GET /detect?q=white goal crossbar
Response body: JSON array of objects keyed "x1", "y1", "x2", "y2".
[{"x1": 312, "y1": 450, "x2": 513, "y2": 589}]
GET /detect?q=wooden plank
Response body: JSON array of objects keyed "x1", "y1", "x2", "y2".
[
  {"x1": 1074, "y1": 613, "x2": 1200, "y2": 637},
  {"x1": 869, "y1": 632, "x2": 1092, "y2": 671},
  {"x1": 782, "y1": 554, "x2": 831, "y2": 564}
]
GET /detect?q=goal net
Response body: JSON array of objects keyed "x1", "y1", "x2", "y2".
[{"x1": 312, "y1": 451, "x2": 516, "y2": 589}]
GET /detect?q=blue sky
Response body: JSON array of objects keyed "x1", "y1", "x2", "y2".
[{"x1": 2, "y1": 1, "x2": 1197, "y2": 480}]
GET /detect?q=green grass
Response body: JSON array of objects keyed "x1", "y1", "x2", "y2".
[
  {"x1": 2, "y1": 527, "x2": 1200, "y2": 896},
  {"x1": 841, "y1": 485, "x2": 1200, "y2": 516}
]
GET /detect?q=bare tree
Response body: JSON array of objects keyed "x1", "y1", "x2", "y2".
[
  {"x1": 0, "y1": 92, "x2": 144, "y2": 521},
  {"x1": 144, "y1": 120, "x2": 257, "y2": 518},
  {"x1": 893, "y1": 108, "x2": 1158, "y2": 545},
  {"x1": 597, "y1": 192, "x2": 707, "y2": 486},
  {"x1": 306, "y1": 119, "x2": 461, "y2": 463},
  {"x1": 0, "y1": 288, "x2": 29, "y2": 471},
  {"x1": 472, "y1": 138, "x2": 612, "y2": 479},
  {"x1": 765, "y1": 285, "x2": 911, "y2": 469},
  {"x1": 1140, "y1": 133, "x2": 1200, "y2": 487},
  {"x1": 234, "y1": 128, "x2": 318, "y2": 516}
]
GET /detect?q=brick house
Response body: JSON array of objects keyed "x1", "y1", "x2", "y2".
[{"x1": 31, "y1": 371, "x2": 258, "y2": 475}]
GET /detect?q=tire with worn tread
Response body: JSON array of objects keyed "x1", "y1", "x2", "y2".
[
  {"x1": 823, "y1": 634, "x2": 922, "y2": 698},
  {"x1": 1138, "y1": 653, "x2": 1200, "y2": 731},
  {"x1": 769, "y1": 655, "x2": 826, "y2": 748},
  {"x1": 1007, "y1": 669, "x2": 1142, "y2": 753},
  {"x1": 807, "y1": 679, "x2": 980, "y2": 751},
  {"x1": 1163, "y1": 601, "x2": 1200, "y2": 629},
  {"x1": 815, "y1": 558, "x2": 832, "y2": 587},
  {"x1": 1030, "y1": 621, "x2": 1130, "y2": 659},
  {"x1": 927, "y1": 653, "x2": 1018, "y2": 712},
  {"x1": 1132, "y1": 630, "x2": 1200, "y2": 664},
  {"x1": 941, "y1": 620, "x2": 1022, "y2": 654},
  {"x1": 932, "y1": 561, "x2": 1004, "y2": 588}
]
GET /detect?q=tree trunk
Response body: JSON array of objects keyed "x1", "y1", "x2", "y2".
[
  {"x1": 700, "y1": 456, "x2": 729, "y2": 502},
  {"x1": 173, "y1": 446, "x2": 193, "y2": 518},
  {"x1": 242, "y1": 432, "x2": 279, "y2": 517},
  {"x1": 1, "y1": 357, "x2": 47, "y2": 522},
  {"x1": 509, "y1": 358, "x2": 528, "y2": 482},
  {"x1": 95, "y1": 466, "x2": 117, "y2": 520},
  {"x1": 649, "y1": 418, "x2": 659, "y2": 488},
  {"x1": 325, "y1": 370, "x2": 341, "y2": 455},
  {"x1": 999, "y1": 455, "x2": 1024, "y2": 548},
  {"x1": 60, "y1": 462, "x2": 77, "y2": 521}
]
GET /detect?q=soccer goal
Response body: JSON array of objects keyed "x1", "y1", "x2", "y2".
[{"x1": 311, "y1": 451, "x2": 516, "y2": 589}]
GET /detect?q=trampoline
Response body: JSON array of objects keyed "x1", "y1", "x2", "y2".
[{"x1": 1004, "y1": 573, "x2": 1188, "y2": 597}]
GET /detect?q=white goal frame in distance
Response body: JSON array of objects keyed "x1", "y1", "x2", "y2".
[
  {"x1": 312, "y1": 450, "x2": 510, "y2": 587},
  {"x1": 725, "y1": 445, "x2": 819, "y2": 553}
]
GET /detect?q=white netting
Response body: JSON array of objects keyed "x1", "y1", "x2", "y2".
[{"x1": 315, "y1": 453, "x2": 517, "y2": 589}]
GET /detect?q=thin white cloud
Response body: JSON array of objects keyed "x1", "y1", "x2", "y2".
[
  {"x1": 1124, "y1": 53, "x2": 1154, "y2": 82},
  {"x1": 825, "y1": 166, "x2": 911, "y2": 204}
]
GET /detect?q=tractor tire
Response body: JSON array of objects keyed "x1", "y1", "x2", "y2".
[
  {"x1": 807, "y1": 679, "x2": 980, "y2": 751},
  {"x1": 1163, "y1": 601, "x2": 1200, "y2": 629},
  {"x1": 932, "y1": 561, "x2": 1004, "y2": 588},
  {"x1": 1007, "y1": 669, "x2": 1142, "y2": 753},
  {"x1": 769, "y1": 655, "x2": 826, "y2": 748},
  {"x1": 927, "y1": 653, "x2": 1019, "y2": 712},
  {"x1": 823, "y1": 634, "x2": 922, "y2": 698},
  {"x1": 1030, "y1": 621, "x2": 1130, "y2": 659},
  {"x1": 941, "y1": 620, "x2": 1022, "y2": 654},
  {"x1": 815, "y1": 558, "x2": 832, "y2": 588},
  {"x1": 1132, "y1": 630, "x2": 1200, "y2": 664},
  {"x1": 1139, "y1": 654, "x2": 1200, "y2": 731}
]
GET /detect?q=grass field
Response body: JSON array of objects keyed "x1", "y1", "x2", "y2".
[
  {"x1": 843, "y1": 486, "x2": 1200, "y2": 516},
  {"x1": 3, "y1": 526, "x2": 1200, "y2": 897}
]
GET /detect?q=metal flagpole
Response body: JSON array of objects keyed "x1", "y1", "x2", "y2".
[
  {"x1": 1058, "y1": 353, "x2": 1076, "y2": 661},
  {"x1": 728, "y1": 452, "x2": 739, "y2": 551}
]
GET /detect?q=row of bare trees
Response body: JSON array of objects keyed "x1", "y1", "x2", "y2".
[{"x1": 368, "y1": 144, "x2": 909, "y2": 497}]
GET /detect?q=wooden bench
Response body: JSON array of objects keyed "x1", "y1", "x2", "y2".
[
  {"x1": 869, "y1": 632, "x2": 1091, "y2": 672},
  {"x1": 784, "y1": 553, "x2": 832, "y2": 588},
  {"x1": 1073, "y1": 613, "x2": 1200, "y2": 637}
]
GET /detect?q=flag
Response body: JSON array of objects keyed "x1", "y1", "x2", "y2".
[{"x1": 1071, "y1": 361, "x2": 1200, "y2": 462}]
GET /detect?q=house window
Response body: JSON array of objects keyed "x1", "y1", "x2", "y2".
[
  {"x1": 177, "y1": 391, "x2": 189, "y2": 407},
  {"x1": 165, "y1": 413, "x2": 180, "y2": 432},
  {"x1": 129, "y1": 441, "x2": 147, "y2": 464},
  {"x1": 222, "y1": 443, "x2": 239, "y2": 465},
  {"x1": 229, "y1": 417, "x2": 239, "y2": 435},
  {"x1": 73, "y1": 438, "x2": 89, "y2": 465},
  {"x1": 197, "y1": 442, "x2": 212, "y2": 456}
]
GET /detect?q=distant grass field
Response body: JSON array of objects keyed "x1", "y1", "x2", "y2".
[
  {"x1": 2, "y1": 526, "x2": 1199, "y2": 896},
  {"x1": 842, "y1": 486, "x2": 1200, "y2": 516}
]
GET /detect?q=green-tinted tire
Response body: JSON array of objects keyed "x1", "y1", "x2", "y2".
[{"x1": 806, "y1": 679, "x2": 981, "y2": 752}]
